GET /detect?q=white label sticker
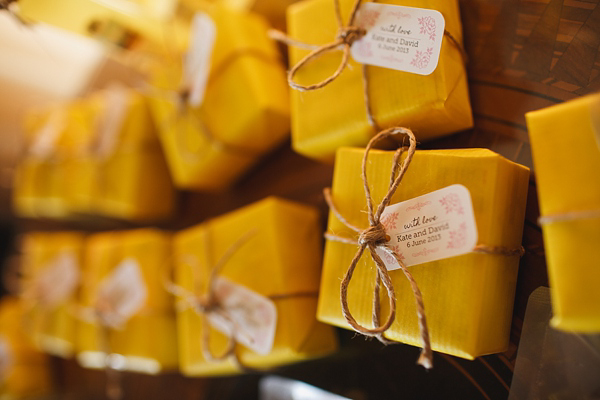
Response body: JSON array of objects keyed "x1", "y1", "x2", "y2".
[
  {"x1": 31, "y1": 252, "x2": 80, "y2": 309},
  {"x1": 351, "y1": 3, "x2": 445, "y2": 75},
  {"x1": 93, "y1": 85, "x2": 129, "y2": 159},
  {"x1": 207, "y1": 277, "x2": 277, "y2": 356},
  {"x1": 29, "y1": 109, "x2": 66, "y2": 159},
  {"x1": 0, "y1": 337, "x2": 12, "y2": 382},
  {"x1": 183, "y1": 12, "x2": 217, "y2": 107},
  {"x1": 95, "y1": 258, "x2": 147, "y2": 329},
  {"x1": 374, "y1": 184, "x2": 478, "y2": 270}
]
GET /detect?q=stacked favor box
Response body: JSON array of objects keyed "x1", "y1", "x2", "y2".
[
  {"x1": 8, "y1": 0, "x2": 600, "y2": 397},
  {"x1": 13, "y1": 86, "x2": 175, "y2": 222}
]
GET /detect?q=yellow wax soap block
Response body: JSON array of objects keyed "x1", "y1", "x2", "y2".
[
  {"x1": 287, "y1": 0, "x2": 473, "y2": 161},
  {"x1": 19, "y1": 0, "x2": 178, "y2": 48},
  {"x1": 77, "y1": 229, "x2": 178, "y2": 374},
  {"x1": 13, "y1": 104, "x2": 79, "y2": 219},
  {"x1": 526, "y1": 94, "x2": 600, "y2": 332},
  {"x1": 149, "y1": 6, "x2": 290, "y2": 190},
  {"x1": 319, "y1": 147, "x2": 529, "y2": 360},
  {"x1": 0, "y1": 297, "x2": 53, "y2": 399},
  {"x1": 220, "y1": 0, "x2": 301, "y2": 30},
  {"x1": 21, "y1": 232, "x2": 85, "y2": 358},
  {"x1": 64, "y1": 87, "x2": 175, "y2": 221},
  {"x1": 173, "y1": 197, "x2": 338, "y2": 376}
]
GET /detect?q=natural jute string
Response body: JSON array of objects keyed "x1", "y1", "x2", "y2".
[
  {"x1": 165, "y1": 229, "x2": 257, "y2": 369},
  {"x1": 148, "y1": 47, "x2": 281, "y2": 162},
  {"x1": 164, "y1": 228, "x2": 318, "y2": 371},
  {"x1": 324, "y1": 127, "x2": 527, "y2": 368},
  {"x1": 270, "y1": 0, "x2": 467, "y2": 130},
  {"x1": 324, "y1": 126, "x2": 433, "y2": 368}
]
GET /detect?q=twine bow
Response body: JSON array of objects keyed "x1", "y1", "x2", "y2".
[
  {"x1": 324, "y1": 126, "x2": 433, "y2": 369},
  {"x1": 165, "y1": 230, "x2": 257, "y2": 369},
  {"x1": 149, "y1": 46, "x2": 281, "y2": 162},
  {"x1": 271, "y1": 0, "x2": 468, "y2": 130},
  {"x1": 284, "y1": 0, "x2": 365, "y2": 92}
]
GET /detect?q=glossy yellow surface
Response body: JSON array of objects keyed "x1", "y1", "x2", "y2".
[
  {"x1": 149, "y1": 6, "x2": 290, "y2": 190},
  {"x1": 21, "y1": 232, "x2": 85, "y2": 358},
  {"x1": 65, "y1": 89, "x2": 175, "y2": 221},
  {"x1": 173, "y1": 197, "x2": 338, "y2": 376},
  {"x1": 77, "y1": 229, "x2": 178, "y2": 374},
  {"x1": 287, "y1": 0, "x2": 473, "y2": 161},
  {"x1": 19, "y1": 0, "x2": 179, "y2": 48},
  {"x1": 13, "y1": 104, "x2": 85, "y2": 219},
  {"x1": 14, "y1": 89, "x2": 175, "y2": 222},
  {"x1": 0, "y1": 297, "x2": 52, "y2": 399},
  {"x1": 220, "y1": 0, "x2": 300, "y2": 29},
  {"x1": 318, "y1": 147, "x2": 529, "y2": 359},
  {"x1": 526, "y1": 93, "x2": 600, "y2": 332}
]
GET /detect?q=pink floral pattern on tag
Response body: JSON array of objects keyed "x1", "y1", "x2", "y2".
[
  {"x1": 406, "y1": 201, "x2": 431, "y2": 212},
  {"x1": 379, "y1": 245, "x2": 405, "y2": 266},
  {"x1": 381, "y1": 212, "x2": 399, "y2": 231},
  {"x1": 358, "y1": 9, "x2": 381, "y2": 30},
  {"x1": 440, "y1": 193, "x2": 464, "y2": 215},
  {"x1": 447, "y1": 222, "x2": 467, "y2": 249},
  {"x1": 418, "y1": 16, "x2": 437, "y2": 41},
  {"x1": 355, "y1": 41, "x2": 373, "y2": 58},
  {"x1": 410, "y1": 47, "x2": 433, "y2": 70}
]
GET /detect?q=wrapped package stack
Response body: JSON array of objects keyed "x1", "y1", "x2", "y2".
[
  {"x1": 20, "y1": 232, "x2": 84, "y2": 358},
  {"x1": 526, "y1": 93, "x2": 600, "y2": 332},
  {"x1": 172, "y1": 197, "x2": 338, "y2": 376},
  {"x1": 149, "y1": 6, "x2": 290, "y2": 190},
  {"x1": 76, "y1": 229, "x2": 178, "y2": 374},
  {"x1": 318, "y1": 146, "x2": 529, "y2": 359}
]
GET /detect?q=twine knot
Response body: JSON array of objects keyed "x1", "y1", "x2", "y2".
[
  {"x1": 336, "y1": 26, "x2": 365, "y2": 44},
  {"x1": 325, "y1": 127, "x2": 434, "y2": 369},
  {"x1": 358, "y1": 223, "x2": 387, "y2": 246},
  {"x1": 195, "y1": 293, "x2": 218, "y2": 314}
]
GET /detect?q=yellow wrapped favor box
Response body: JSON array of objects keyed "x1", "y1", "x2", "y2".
[
  {"x1": 77, "y1": 229, "x2": 178, "y2": 374},
  {"x1": 319, "y1": 147, "x2": 529, "y2": 360},
  {"x1": 149, "y1": 6, "x2": 290, "y2": 190},
  {"x1": 526, "y1": 94, "x2": 600, "y2": 332},
  {"x1": 0, "y1": 297, "x2": 52, "y2": 399},
  {"x1": 64, "y1": 87, "x2": 175, "y2": 221},
  {"x1": 173, "y1": 197, "x2": 338, "y2": 376},
  {"x1": 287, "y1": 0, "x2": 473, "y2": 161},
  {"x1": 13, "y1": 104, "x2": 83, "y2": 219},
  {"x1": 21, "y1": 232, "x2": 84, "y2": 358},
  {"x1": 220, "y1": 0, "x2": 300, "y2": 30}
]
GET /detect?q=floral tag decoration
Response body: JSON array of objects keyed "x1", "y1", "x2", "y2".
[
  {"x1": 183, "y1": 12, "x2": 217, "y2": 107},
  {"x1": 28, "y1": 109, "x2": 66, "y2": 159},
  {"x1": 95, "y1": 258, "x2": 147, "y2": 329},
  {"x1": 351, "y1": 3, "x2": 445, "y2": 75},
  {"x1": 375, "y1": 184, "x2": 478, "y2": 269},
  {"x1": 30, "y1": 252, "x2": 80, "y2": 309},
  {"x1": 93, "y1": 85, "x2": 129, "y2": 159},
  {"x1": 0, "y1": 337, "x2": 12, "y2": 381},
  {"x1": 206, "y1": 277, "x2": 277, "y2": 355}
]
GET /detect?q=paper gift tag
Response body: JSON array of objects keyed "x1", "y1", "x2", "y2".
[
  {"x1": 375, "y1": 184, "x2": 478, "y2": 270},
  {"x1": 184, "y1": 12, "x2": 217, "y2": 107},
  {"x1": 207, "y1": 277, "x2": 277, "y2": 356},
  {"x1": 591, "y1": 94, "x2": 600, "y2": 152},
  {"x1": 92, "y1": 85, "x2": 129, "y2": 159},
  {"x1": 0, "y1": 337, "x2": 12, "y2": 382},
  {"x1": 351, "y1": 3, "x2": 445, "y2": 75},
  {"x1": 31, "y1": 252, "x2": 80, "y2": 309},
  {"x1": 95, "y1": 258, "x2": 147, "y2": 329},
  {"x1": 29, "y1": 109, "x2": 66, "y2": 159}
]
